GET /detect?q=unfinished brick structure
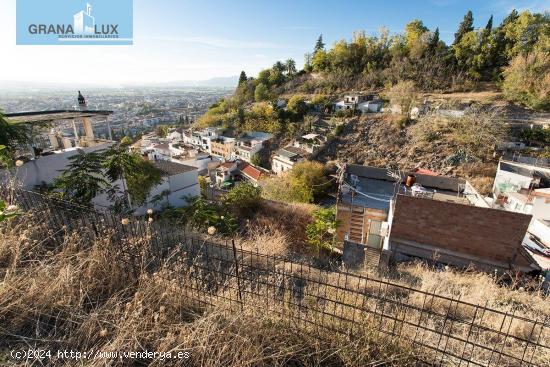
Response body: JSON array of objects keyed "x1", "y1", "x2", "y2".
[{"x1": 390, "y1": 195, "x2": 538, "y2": 272}]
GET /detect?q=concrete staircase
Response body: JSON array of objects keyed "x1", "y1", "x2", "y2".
[{"x1": 365, "y1": 246, "x2": 382, "y2": 269}]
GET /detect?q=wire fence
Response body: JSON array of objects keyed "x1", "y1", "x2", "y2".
[{"x1": 3, "y1": 188, "x2": 550, "y2": 367}]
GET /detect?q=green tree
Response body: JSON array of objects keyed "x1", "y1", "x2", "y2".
[
  {"x1": 290, "y1": 161, "x2": 331, "y2": 199},
  {"x1": 261, "y1": 176, "x2": 313, "y2": 203},
  {"x1": 155, "y1": 125, "x2": 169, "y2": 138},
  {"x1": 55, "y1": 151, "x2": 110, "y2": 205},
  {"x1": 198, "y1": 175, "x2": 208, "y2": 198},
  {"x1": 453, "y1": 10, "x2": 474, "y2": 46},
  {"x1": 502, "y1": 49, "x2": 550, "y2": 110},
  {"x1": 485, "y1": 15, "x2": 493, "y2": 32},
  {"x1": 254, "y1": 83, "x2": 270, "y2": 101},
  {"x1": 257, "y1": 69, "x2": 272, "y2": 85},
  {"x1": 223, "y1": 182, "x2": 262, "y2": 215},
  {"x1": 314, "y1": 34, "x2": 325, "y2": 53},
  {"x1": 120, "y1": 136, "x2": 133, "y2": 147},
  {"x1": 102, "y1": 145, "x2": 163, "y2": 209},
  {"x1": 287, "y1": 95, "x2": 308, "y2": 117},
  {"x1": 306, "y1": 207, "x2": 338, "y2": 252},
  {"x1": 427, "y1": 27, "x2": 441, "y2": 54},
  {"x1": 0, "y1": 112, "x2": 28, "y2": 163},
  {"x1": 385, "y1": 80, "x2": 418, "y2": 117},
  {"x1": 404, "y1": 19, "x2": 429, "y2": 50},
  {"x1": 311, "y1": 49, "x2": 330, "y2": 71},
  {"x1": 285, "y1": 59, "x2": 297, "y2": 76}
]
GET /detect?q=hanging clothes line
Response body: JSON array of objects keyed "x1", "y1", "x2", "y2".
[{"x1": 342, "y1": 181, "x2": 393, "y2": 203}]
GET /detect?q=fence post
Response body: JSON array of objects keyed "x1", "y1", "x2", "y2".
[{"x1": 231, "y1": 238, "x2": 243, "y2": 309}]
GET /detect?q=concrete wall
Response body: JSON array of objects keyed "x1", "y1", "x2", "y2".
[
  {"x1": 9, "y1": 143, "x2": 113, "y2": 189},
  {"x1": 390, "y1": 195, "x2": 535, "y2": 271},
  {"x1": 134, "y1": 170, "x2": 200, "y2": 215}
]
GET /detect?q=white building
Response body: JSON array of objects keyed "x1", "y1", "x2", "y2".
[
  {"x1": 271, "y1": 146, "x2": 307, "y2": 176},
  {"x1": 182, "y1": 128, "x2": 221, "y2": 152},
  {"x1": 234, "y1": 132, "x2": 273, "y2": 162},
  {"x1": 357, "y1": 100, "x2": 383, "y2": 113},
  {"x1": 146, "y1": 143, "x2": 184, "y2": 161},
  {"x1": 493, "y1": 159, "x2": 550, "y2": 210},
  {"x1": 293, "y1": 133, "x2": 327, "y2": 155},
  {"x1": 134, "y1": 160, "x2": 200, "y2": 215},
  {"x1": 505, "y1": 188, "x2": 550, "y2": 222}
]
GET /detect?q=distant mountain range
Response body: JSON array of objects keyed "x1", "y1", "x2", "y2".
[{"x1": 0, "y1": 76, "x2": 239, "y2": 91}]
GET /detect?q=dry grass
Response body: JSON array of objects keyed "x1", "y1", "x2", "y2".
[
  {"x1": 1, "y1": 207, "x2": 549, "y2": 366},
  {"x1": 0, "y1": 214, "x2": 416, "y2": 367},
  {"x1": 392, "y1": 262, "x2": 550, "y2": 318}
]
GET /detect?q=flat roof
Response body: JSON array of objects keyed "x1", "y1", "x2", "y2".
[
  {"x1": 5, "y1": 110, "x2": 113, "y2": 124},
  {"x1": 341, "y1": 164, "x2": 470, "y2": 211},
  {"x1": 153, "y1": 160, "x2": 197, "y2": 176}
]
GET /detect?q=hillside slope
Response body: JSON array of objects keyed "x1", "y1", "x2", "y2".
[{"x1": 318, "y1": 115, "x2": 498, "y2": 194}]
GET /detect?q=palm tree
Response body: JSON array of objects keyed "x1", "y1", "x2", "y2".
[
  {"x1": 273, "y1": 61, "x2": 285, "y2": 73},
  {"x1": 102, "y1": 144, "x2": 162, "y2": 210},
  {"x1": 285, "y1": 59, "x2": 297, "y2": 76}
]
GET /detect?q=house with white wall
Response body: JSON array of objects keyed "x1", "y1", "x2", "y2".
[
  {"x1": 6, "y1": 142, "x2": 114, "y2": 190},
  {"x1": 271, "y1": 146, "x2": 308, "y2": 176},
  {"x1": 134, "y1": 160, "x2": 200, "y2": 215},
  {"x1": 234, "y1": 132, "x2": 273, "y2": 162},
  {"x1": 493, "y1": 159, "x2": 550, "y2": 209}
]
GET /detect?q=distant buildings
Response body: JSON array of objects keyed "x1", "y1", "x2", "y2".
[{"x1": 333, "y1": 93, "x2": 382, "y2": 113}]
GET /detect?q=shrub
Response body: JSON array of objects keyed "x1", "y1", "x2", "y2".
[
  {"x1": 224, "y1": 182, "x2": 262, "y2": 215},
  {"x1": 306, "y1": 207, "x2": 338, "y2": 251}
]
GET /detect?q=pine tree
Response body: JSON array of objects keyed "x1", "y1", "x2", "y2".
[
  {"x1": 314, "y1": 34, "x2": 325, "y2": 53},
  {"x1": 238, "y1": 71, "x2": 247, "y2": 86},
  {"x1": 453, "y1": 10, "x2": 474, "y2": 45}
]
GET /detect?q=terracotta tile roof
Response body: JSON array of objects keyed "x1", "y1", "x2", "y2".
[
  {"x1": 240, "y1": 162, "x2": 263, "y2": 181},
  {"x1": 413, "y1": 168, "x2": 439, "y2": 176}
]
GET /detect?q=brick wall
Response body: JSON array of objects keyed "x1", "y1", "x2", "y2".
[{"x1": 391, "y1": 195, "x2": 533, "y2": 268}]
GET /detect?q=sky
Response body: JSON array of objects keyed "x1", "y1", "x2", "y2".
[{"x1": 0, "y1": 0, "x2": 548, "y2": 86}]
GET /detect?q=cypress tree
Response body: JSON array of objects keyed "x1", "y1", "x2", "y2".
[
  {"x1": 485, "y1": 15, "x2": 493, "y2": 31},
  {"x1": 238, "y1": 71, "x2": 247, "y2": 86},
  {"x1": 453, "y1": 10, "x2": 474, "y2": 45}
]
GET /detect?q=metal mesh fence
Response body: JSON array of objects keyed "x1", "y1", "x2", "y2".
[{"x1": 4, "y1": 189, "x2": 550, "y2": 366}]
